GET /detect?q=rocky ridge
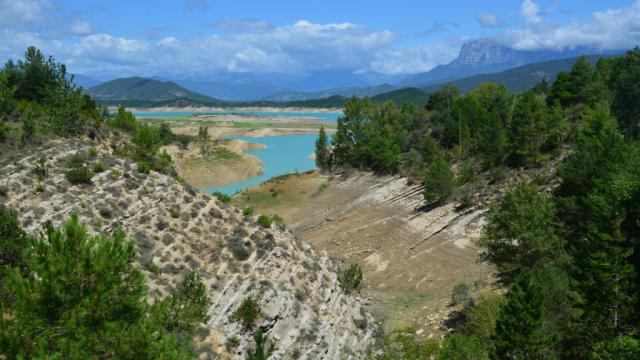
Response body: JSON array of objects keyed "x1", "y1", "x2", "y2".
[{"x1": 0, "y1": 138, "x2": 376, "y2": 359}]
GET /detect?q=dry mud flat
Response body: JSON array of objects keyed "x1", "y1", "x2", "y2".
[
  {"x1": 162, "y1": 139, "x2": 265, "y2": 188},
  {"x1": 234, "y1": 172, "x2": 495, "y2": 336}
]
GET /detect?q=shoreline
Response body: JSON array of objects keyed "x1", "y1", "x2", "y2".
[{"x1": 127, "y1": 106, "x2": 344, "y2": 113}]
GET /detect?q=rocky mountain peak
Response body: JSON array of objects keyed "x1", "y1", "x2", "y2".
[{"x1": 453, "y1": 38, "x2": 519, "y2": 67}]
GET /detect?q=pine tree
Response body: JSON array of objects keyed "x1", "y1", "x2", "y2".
[
  {"x1": 0, "y1": 215, "x2": 207, "y2": 359},
  {"x1": 493, "y1": 272, "x2": 554, "y2": 360},
  {"x1": 555, "y1": 106, "x2": 640, "y2": 355},
  {"x1": 315, "y1": 126, "x2": 330, "y2": 171},
  {"x1": 509, "y1": 91, "x2": 548, "y2": 167}
]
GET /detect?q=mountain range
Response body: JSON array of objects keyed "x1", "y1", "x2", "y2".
[{"x1": 82, "y1": 38, "x2": 616, "y2": 105}]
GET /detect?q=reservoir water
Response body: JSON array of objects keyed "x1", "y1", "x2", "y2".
[
  {"x1": 134, "y1": 111, "x2": 342, "y2": 123},
  {"x1": 201, "y1": 134, "x2": 319, "y2": 196}
]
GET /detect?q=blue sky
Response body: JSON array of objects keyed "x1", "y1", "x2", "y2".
[{"x1": 1, "y1": 0, "x2": 639, "y2": 79}]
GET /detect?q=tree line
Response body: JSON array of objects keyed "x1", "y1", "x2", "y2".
[{"x1": 318, "y1": 49, "x2": 640, "y2": 359}]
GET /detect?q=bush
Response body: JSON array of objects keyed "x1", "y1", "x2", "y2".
[
  {"x1": 243, "y1": 207, "x2": 255, "y2": 216},
  {"x1": 170, "y1": 209, "x2": 180, "y2": 219},
  {"x1": 34, "y1": 157, "x2": 47, "y2": 180},
  {"x1": 456, "y1": 161, "x2": 476, "y2": 186},
  {"x1": 257, "y1": 215, "x2": 272, "y2": 228},
  {"x1": 232, "y1": 294, "x2": 261, "y2": 330},
  {"x1": 451, "y1": 283, "x2": 470, "y2": 305},
  {"x1": 88, "y1": 147, "x2": 98, "y2": 158},
  {"x1": 246, "y1": 329, "x2": 275, "y2": 360},
  {"x1": 271, "y1": 214, "x2": 284, "y2": 224},
  {"x1": 438, "y1": 333, "x2": 489, "y2": 360},
  {"x1": 109, "y1": 170, "x2": 121, "y2": 181},
  {"x1": 0, "y1": 205, "x2": 29, "y2": 279},
  {"x1": 137, "y1": 160, "x2": 151, "y2": 174},
  {"x1": 338, "y1": 263, "x2": 363, "y2": 294},
  {"x1": 211, "y1": 191, "x2": 231, "y2": 203},
  {"x1": 424, "y1": 159, "x2": 455, "y2": 205},
  {"x1": 376, "y1": 327, "x2": 439, "y2": 360},
  {"x1": 93, "y1": 162, "x2": 105, "y2": 173},
  {"x1": 65, "y1": 166, "x2": 92, "y2": 185}
]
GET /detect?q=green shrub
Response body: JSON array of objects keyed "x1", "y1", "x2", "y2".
[
  {"x1": 424, "y1": 159, "x2": 455, "y2": 205},
  {"x1": 591, "y1": 335, "x2": 640, "y2": 360},
  {"x1": 170, "y1": 209, "x2": 180, "y2": 219},
  {"x1": 438, "y1": 333, "x2": 489, "y2": 360},
  {"x1": 0, "y1": 205, "x2": 30, "y2": 280},
  {"x1": 67, "y1": 153, "x2": 87, "y2": 168},
  {"x1": 65, "y1": 167, "x2": 92, "y2": 184},
  {"x1": 137, "y1": 161, "x2": 151, "y2": 174},
  {"x1": 93, "y1": 162, "x2": 105, "y2": 173},
  {"x1": 232, "y1": 294, "x2": 261, "y2": 330},
  {"x1": 226, "y1": 336, "x2": 240, "y2": 350},
  {"x1": 88, "y1": 147, "x2": 98, "y2": 158},
  {"x1": 338, "y1": 263, "x2": 363, "y2": 294},
  {"x1": 271, "y1": 214, "x2": 284, "y2": 224},
  {"x1": 211, "y1": 191, "x2": 231, "y2": 203},
  {"x1": 451, "y1": 283, "x2": 470, "y2": 305},
  {"x1": 243, "y1": 207, "x2": 255, "y2": 216},
  {"x1": 376, "y1": 327, "x2": 439, "y2": 360},
  {"x1": 246, "y1": 329, "x2": 275, "y2": 360},
  {"x1": 318, "y1": 182, "x2": 329, "y2": 192},
  {"x1": 456, "y1": 161, "x2": 476, "y2": 186},
  {"x1": 109, "y1": 170, "x2": 121, "y2": 181},
  {"x1": 257, "y1": 215, "x2": 272, "y2": 228},
  {"x1": 34, "y1": 157, "x2": 48, "y2": 180},
  {"x1": 34, "y1": 183, "x2": 45, "y2": 193},
  {"x1": 148, "y1": 263, "x2": 161, "y2": 274}
]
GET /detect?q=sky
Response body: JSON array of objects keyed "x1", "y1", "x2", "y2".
[{"x1": 1, "y1": 0, "x2": 639, "y2": 80}]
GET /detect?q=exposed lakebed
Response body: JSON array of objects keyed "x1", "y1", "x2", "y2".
[{"x1": 201, "y1": 134, "x2": 319, "y2": 195}]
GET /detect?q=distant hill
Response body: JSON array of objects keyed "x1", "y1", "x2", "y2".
[
  {"x1": 70, "y1": 74, "x2": 102, "y2": 89},
  {"x1": 371, "y1": 87, "x2": 429, "y2": 106},
  {"x1": 87, "y1": 77, "x2": 221, "y2": 104},
  {"x1": 265, "y1": 84, "x2": 396, "y2": 102},
  {"x1": 421, "y1": 55, "x2": 605, "y2": 94}
]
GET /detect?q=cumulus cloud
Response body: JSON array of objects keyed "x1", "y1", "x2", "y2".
[
  {"x1": 0, "y1": 0, "x2": 49, "y2": 28},
  {"x1": 371, "y1": 42, "x2": 461, "y2": 75},
  {"x1": 506, "y1": 1, "x2": 640, "y2": 52},
  {"x1": 521, "y1": 0, "x2": 542, "y2": 24},
  {"x1": 71, "y1": 21, "x2": 94, "y2": 35},
  {"x1": 475, "y1": 12, "x2": 504, "y2": 28}
]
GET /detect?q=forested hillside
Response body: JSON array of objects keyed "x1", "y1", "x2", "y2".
[{"x1": 317, "y1": 51, "x2": 640, "y2": 359}]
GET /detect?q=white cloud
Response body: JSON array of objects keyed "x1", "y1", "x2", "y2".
[
  {"x1": 521, "y1": 0, "x2": 542, "y2": 24},
  {"x1": 371, "y1": 42, "x2": 461, "y2": 75},
  {"x1": 0, "y1": 0, "x2": 49, "y2": 28},
  {"x1": 71, "y1": 21, "x2": 94, "y2": 35},
  {"x1": 506, "y1": 1, "x2": 640, "y2": 51},
  {"x1": 475, "y1": 12, "x2": 504, "y2": 28}
]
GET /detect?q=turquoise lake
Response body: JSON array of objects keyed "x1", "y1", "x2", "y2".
[
  {"x1": 134, "y1": 111, "x2": 342, "y2": 123},
  {"x1": 201, "y1": 134, "x2": 319, "y2": 196}
]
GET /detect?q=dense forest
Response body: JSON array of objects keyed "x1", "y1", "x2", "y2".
[{"x1": 317, "y1": 50, "x2": 640, "y2": 358}]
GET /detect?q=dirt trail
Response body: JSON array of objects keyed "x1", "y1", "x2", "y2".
[{"x1": 233, "y1": 172, "x2": 494, "y2": 335}]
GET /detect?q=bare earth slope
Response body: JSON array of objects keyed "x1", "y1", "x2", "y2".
[
  {"x1": 234, "y1": 172, "x2": 493, "y2": 334},
  {"x1": 0, "y1": 139, "x2": 376, "y2": 359}
]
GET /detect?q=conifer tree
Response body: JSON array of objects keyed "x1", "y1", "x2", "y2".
[
  {"x1": 493, "y1": 272, "x2": 553, "y2": 360},
  {"x1": 315, "y1": 126, "x2": 330, "y2": 171}
]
